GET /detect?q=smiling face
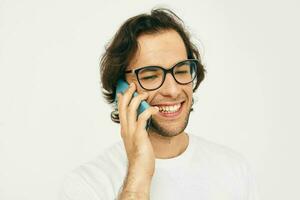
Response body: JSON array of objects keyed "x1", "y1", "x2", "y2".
[{"x1": 126, "y1": 29, "x2": 193, "y2": 137}]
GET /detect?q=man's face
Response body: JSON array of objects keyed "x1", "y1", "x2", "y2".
[{"x1": 126, "y1": 30, "x2": 193, "y2": 137}]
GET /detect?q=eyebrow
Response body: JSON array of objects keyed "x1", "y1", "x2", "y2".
[
  {"x1": 125, "y1": 58, "x2": 194, "y2": 73},
  {"x1": 125, "y1": 66, "x2": 161, "y2": 73},
  {"x1": 139, "y1": 67, "x2": 161, "y2": 71}
]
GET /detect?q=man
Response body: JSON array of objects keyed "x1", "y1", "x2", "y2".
[{"x1": 61, "y1": 8, "x2": 259, "y2": 200}]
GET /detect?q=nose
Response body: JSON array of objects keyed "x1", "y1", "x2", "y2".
[{"x1": 158, "y1": 73, "x2": 181, "y2": 98}]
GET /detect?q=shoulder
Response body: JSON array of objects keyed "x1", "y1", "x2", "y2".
[
  {"x1": 76, "y1": 141, "x2": 127, "y2": 180},
  {"x1": 189, "y1": 134, "x2": 251, "y2": 172},
  {"x1": 60, "y1": 141, "x2": 127, "y2": 200},
  {"x1": 189, "y1": 134, "x2": 259, "y2": 199}
]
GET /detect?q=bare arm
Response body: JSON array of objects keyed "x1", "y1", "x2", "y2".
[
  {"x1": 118, "y1": 170, "x2": 152, "y2": 199},
  {"x1": 117, "y1": 83, "x2": 158, "y2": 200}
]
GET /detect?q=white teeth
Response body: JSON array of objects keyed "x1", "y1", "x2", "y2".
[{"x1": 158, "y1": 104, "x2": 181, "y2": 113}]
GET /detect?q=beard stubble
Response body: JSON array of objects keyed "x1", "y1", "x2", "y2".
[{"x1": 148, "y1": 109, "x2": 191, "y2": 137}]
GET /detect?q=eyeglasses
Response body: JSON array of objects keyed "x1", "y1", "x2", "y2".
[{"x1": 125, "y1": 59, "x2": 199, "y2": 91}]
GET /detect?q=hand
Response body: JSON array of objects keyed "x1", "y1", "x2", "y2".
[{"x1": 117, "y1": 82, "x2": 159, "y2": 196}]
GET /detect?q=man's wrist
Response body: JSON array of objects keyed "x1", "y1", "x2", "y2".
[
  {"x1": 123, "y1": 170, "x2": 152, "y2": 192},
  {"x1": 119, "y1": 190, "x2": 149, "y2": 200},
  {"x1": 119, "y1": 166, "x2": 153, "y2": 200}
]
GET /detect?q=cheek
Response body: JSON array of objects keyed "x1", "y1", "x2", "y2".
[
  {"x1": 184, "y1": 86, "x2": 194, "y2": 104},
  {"x1": 125, "y1": 76, "x2": 143, "y2": 92},
  {"x1": 135, "y1": 81, "x2": 148, "y2": 93},
  {"x1": 184, "y1": 84, "x2": 193, "y2": 95},
  {"x1": 127, "y1": 77, "x2": 155, "y2": 102},
  {"x1": 145, "y1": 92, "x2": 156, "y2": 103}
]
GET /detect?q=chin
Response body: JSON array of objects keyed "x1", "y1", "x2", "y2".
[{"x1": 149, "y1": 112, "x2": 190, "y2": 137}]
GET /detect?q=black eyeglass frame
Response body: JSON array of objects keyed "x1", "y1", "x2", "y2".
[{"x1": 124, "y1": 59, "x2": 200, "y2": 91}]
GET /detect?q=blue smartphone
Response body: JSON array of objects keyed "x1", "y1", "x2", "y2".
[{"x1": 115, "y1": 79, "x2": 150, "y2": 116}]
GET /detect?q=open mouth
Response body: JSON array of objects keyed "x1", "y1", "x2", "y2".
[
  {"x1": 158, "y1": 103, "x2": 181, "y2": 113},
  {"x1": 153, "y1": 101, "x2": 185, "y2": 118}
]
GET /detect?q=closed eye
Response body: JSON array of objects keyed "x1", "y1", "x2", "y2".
[
  {"x1": 175, "y1": 70, "x2": 189, "y2": 74},
  {"x1": 140, "y1": 75, "x2": 158, "y2": 80}
]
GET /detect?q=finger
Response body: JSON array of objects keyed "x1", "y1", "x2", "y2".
[
  {"x1": 127, "y1": 92, "x2": 149, "y2": 133},
  {"x1": 117, "y1": 83, "x2": 136, "y2": 137},
  {"x1": 116, "y1": 93, "x2": 127, "y2": 138},
  {"x1": 136, "y1": 106, "x2": 159, "y2": 133},
  {"x1": 120, "y1": 82, "x2": 136, "y2": 110}
]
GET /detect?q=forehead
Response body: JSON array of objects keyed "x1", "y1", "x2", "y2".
[{"x1": 128, "y1": 30, "x2": 188, "y2": 70}]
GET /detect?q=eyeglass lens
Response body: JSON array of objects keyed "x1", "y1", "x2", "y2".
[{"x1": 137, "y1": 60, "x2": 197, "y2": 90}]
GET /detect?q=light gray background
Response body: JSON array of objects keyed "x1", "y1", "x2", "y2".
[{"x1": 0, "y1": 0, "x2": 299, "y2": 199}]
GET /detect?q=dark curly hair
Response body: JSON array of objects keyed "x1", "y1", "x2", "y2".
[{"x1": 100, "y1": 8, "x2": 206, "y2": 122}]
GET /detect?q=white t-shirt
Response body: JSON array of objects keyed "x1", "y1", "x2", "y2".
[{"x1": 60, "y1": 134, "x2": 259, "y2": 200}]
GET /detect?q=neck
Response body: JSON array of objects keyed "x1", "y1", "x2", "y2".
[{"x1": 148, "y1": 131, "x2": 189, "y2": 159}]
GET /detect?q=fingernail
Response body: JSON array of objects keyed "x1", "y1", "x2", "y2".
[{"x1": 129, "y1": 82, "x2": 134, "y2": 87}]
